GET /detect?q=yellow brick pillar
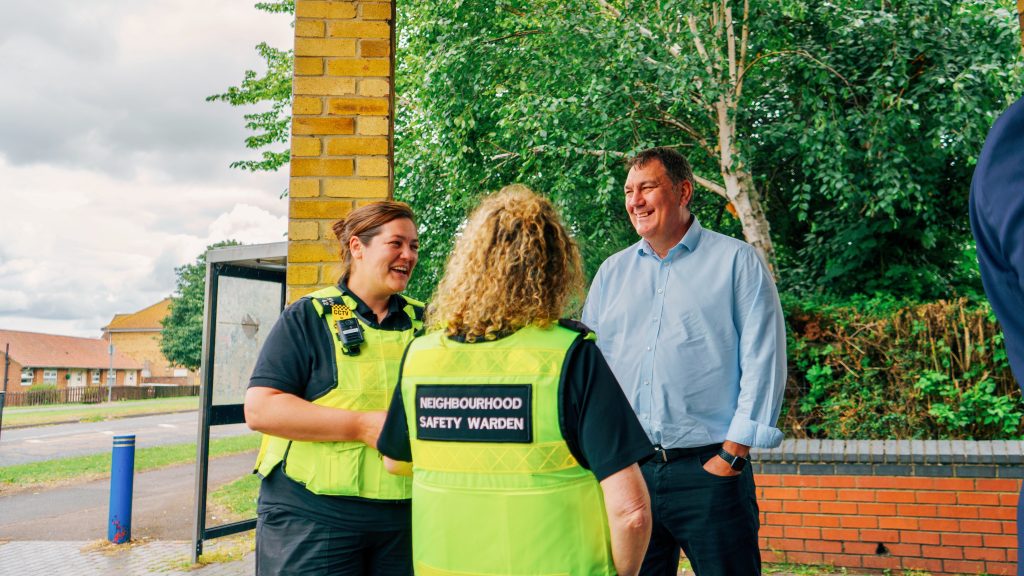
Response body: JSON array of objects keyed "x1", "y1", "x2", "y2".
[{"x1": 288, "y1": 0, "x2": 394, "y2": 302}]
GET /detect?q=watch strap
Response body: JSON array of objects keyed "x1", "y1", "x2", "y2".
[{"x1": 717, "y1": 447, "x2": 748, "y2": 471}]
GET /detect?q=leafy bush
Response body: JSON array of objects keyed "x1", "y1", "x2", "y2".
[{"x1": 783, "y1": 294, "x2": 1020, "y2": 439}]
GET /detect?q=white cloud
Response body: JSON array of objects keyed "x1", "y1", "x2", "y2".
[{"x1": 0, "y1": 0, "x2": 293, "y2": 337}]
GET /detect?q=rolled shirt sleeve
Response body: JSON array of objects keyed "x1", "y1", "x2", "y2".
[{"x1": 726, "y1": 248, "x2": 787, "y2": 449}]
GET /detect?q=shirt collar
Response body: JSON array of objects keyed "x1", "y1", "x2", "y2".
[
  {"x1": 336, "y1": 279, "x2": 410, "y2": 329},
  {"x1": 635, "y1": 216, "x2": 704, "y2": 259}
]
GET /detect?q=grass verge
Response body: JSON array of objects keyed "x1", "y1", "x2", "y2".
[
  {"x1": 2, "y1": 397, "x2": 199, "y2": 428},
  {"x1": 0, "y1": 433, "x2": 259, "y2": 493},
  {"x1": 210, "y1": 473, "x2": 261, "y2": 520}
]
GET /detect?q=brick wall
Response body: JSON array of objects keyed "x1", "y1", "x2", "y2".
[
  {"x1": 0, "y1": 352, "x2": 24, "y2": 388},
  {"x1": 751, "y1": 440, "x2": 1021, "y2": 575},
  {"x1": 287, "y1": 0, "x2": 395, "y2": 303},
  {"x1": 109, "y1": 331, "x2": 170, "y2": 377}
]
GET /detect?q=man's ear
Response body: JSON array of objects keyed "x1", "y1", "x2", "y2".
[{"x1": 678, "y1": 180, "x2": 694, "y2": 209}]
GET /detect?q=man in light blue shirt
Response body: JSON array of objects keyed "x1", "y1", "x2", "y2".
[{"x1": 582, "y1": 147, "x2": 786, "y2": 576}]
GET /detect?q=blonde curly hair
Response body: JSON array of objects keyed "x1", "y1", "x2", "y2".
[{"x1": 428, "y1": 184, "x2": 584, "y2": 341}]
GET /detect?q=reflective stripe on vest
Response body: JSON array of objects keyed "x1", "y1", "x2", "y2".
[
  {"x1": 401, "y1": 325, "x2": 616, "y2": 576},
  {"x1": 255, "y1": 286, "x2": 422, "y2": 499}
]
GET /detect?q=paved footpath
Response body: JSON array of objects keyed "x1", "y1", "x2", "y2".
[{"x1": 0, "y1": 539, "x2": 253, "y2": 575}]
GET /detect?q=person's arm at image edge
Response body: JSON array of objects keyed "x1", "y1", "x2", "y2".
[{"x1": 600, "y1": 464, "x2": 651, "y2": 576}]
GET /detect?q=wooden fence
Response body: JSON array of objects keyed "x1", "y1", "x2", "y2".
[{"x1": 1, "y1": 385, "x2": 200, "y2": 407}]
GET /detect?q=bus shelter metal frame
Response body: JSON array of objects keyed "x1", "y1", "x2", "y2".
[{"x1": 192, "y1": 242, "x2": 287, "y2": 563}]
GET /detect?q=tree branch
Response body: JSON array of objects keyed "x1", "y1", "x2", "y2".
[
  {"x1": 594, "y1": 0, "x2": 682, "y2": 58},
  {"x1": 738, "y1": 0, "x2": 750, "y2": 87},
  {"x1": 694, "y1": 173, "x2": 728, "y2": 199},
  {"x1": 738, "y1": 49, "x2": 857, "y2": 101},
  {"x1": 482, "y1": 29, "x2": 545, "y2": 45},
  {"x1": 489, "y1": 146, "x2": 626, "y2": 161},
  {"x1": 725, "y1": 0, "x2": 738, "y2": 91},
  {"x1": 687, "y1": 15, "x2": 715, "y2": 76},
  {"x1": 646, "y1": 113, "x2": 716, "y2": 159}
]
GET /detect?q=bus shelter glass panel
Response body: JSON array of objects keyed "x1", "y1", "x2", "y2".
[{"x1": 212, "y1": 275, "x2": 282, "y2": 406}]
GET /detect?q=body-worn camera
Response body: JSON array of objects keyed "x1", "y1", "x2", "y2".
[{"x1": 332, "y1": 304, "x2": 365, "y2": 356}]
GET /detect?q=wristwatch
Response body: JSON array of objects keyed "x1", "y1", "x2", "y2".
[{"x1": 717, "y1": 447, "x2": 749, "y2": 471}]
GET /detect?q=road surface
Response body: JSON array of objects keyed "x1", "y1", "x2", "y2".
[
  {"x1": 0, "y1": 412, "x2": 252, "y2": 467},
  {"x1": 0, "y1": 451, "x2": 257, "y2": 540}
]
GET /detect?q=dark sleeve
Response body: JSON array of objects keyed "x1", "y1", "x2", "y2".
[
  {"x1": 970, "y1": 95, "x2": 1024, "y2": 381},
  {"x1": 248, "y1": 299, "x2": 331, "y2": 398},
  {"x1": 561, "y1": 339, "x2": 654, "y2": 481},
  {"x1": 377, "y1": 381, "x2": 412, "y2": 462}
]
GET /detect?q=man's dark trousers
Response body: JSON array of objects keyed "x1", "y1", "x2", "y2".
[{"x1": 638, "y1": 445, "x2": 761, "y2": 576}]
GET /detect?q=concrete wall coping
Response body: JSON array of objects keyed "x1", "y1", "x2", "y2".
[{"x1": 748, "y1": 439, "x2": 1024, "y2": 478}]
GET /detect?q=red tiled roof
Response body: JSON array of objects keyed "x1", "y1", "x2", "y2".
[
  {"x1": 103, "y1": 298, "x2": 172, "y2": 332},
  {"x1": 0, "y1": 329, "x2": 142, "y2": 370}
]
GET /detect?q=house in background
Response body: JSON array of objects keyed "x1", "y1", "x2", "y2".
[
  {"x1": 0, "y1": 329, "x2": 143, "y2": 390},
  {"x1": 101, "y1": 298, "x2": 198, "y2": 385}
]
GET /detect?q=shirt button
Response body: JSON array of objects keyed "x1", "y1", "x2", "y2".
[
  {"x1": 646, "y1": 346, "x2": 651, "y2": 351},
  {"x1": 641, "y1": 414, "x2": 649, "y2": 420},
  {"x1": 657, "y1": 288, "x2": 663, "y2": 294},
  {"x1": 643, "y1": 380, "x2": 650, "y2": 386}
]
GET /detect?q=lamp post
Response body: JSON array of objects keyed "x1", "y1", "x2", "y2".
[{"x1": 1, "y1": 343, "x2": 9, "y2": 441}]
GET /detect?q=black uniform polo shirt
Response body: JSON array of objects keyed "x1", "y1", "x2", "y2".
[
  {"x1": 248, "y1": 282, "x2": 417, "y2": 531},
  {"x1": 377, "y1": 324, "x2": 653, "y2": 482}
]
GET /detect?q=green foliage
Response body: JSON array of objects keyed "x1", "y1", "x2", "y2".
[
  {"x1": 758, "y1": 0, "x2": 1024, "y2": 299},
  {"x1": 160, "y1": 241, "x2": 241, "y2": 370},
  {"x1": 218, "y1": 0, "x2": 1021, "y2": 302},
  {"x1": 393, "y1": 0, "x2": 1022, "y2": 301},
  {"x1": 208, "y1": 0, "x2": 294, "y2": 177},
  {"x1": 783, "y1": 294, "x2": 1022, "y2": 439}
]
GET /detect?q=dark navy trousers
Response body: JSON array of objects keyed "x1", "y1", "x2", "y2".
[{"x1": 638, "y1": 446, "x2": 761, "y2": 576}]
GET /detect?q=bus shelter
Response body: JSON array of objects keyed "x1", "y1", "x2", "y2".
[{"x1": 191, "y1": 242, "x2": 286, "y2": 562}]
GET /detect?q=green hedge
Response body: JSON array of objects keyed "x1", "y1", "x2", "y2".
[{"x1": 782, "y1": 295, "x2": 1020, "y2": 440}]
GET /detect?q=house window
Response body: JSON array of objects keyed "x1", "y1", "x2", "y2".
[
  {"x1": 107, "y1": 370, "x2": 116, "y2": 385},
  {"x1": 91, "y1": 370, "x2": 100, "y2": 385},
  {"x1": 21, "y1": 368, "x2": 33, "y2": 386},
  {"x1": 43, "y1": 369, "x2": 58, "y2": 384}
]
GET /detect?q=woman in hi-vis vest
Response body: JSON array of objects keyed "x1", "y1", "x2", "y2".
[
  {"x1": 245, "y1": 201, "x2": 425, "y2": 576},
  {"x1": 377, "y1": 185, "x2": 653, "y2": 576}
]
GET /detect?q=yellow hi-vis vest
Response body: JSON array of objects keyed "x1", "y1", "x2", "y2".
[
  {"x1": 254, "y1": 286, "x2": 423, "y2": 499},
  {"x1": 401, "y1": 324, "x2": 616, "y2": 576}
]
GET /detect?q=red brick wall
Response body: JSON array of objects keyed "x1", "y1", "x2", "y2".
[{"x1": 757, "y1": 474, "x2": 1019, "y2": 575}]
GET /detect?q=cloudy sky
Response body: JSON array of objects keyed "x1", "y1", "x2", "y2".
[{"x1": 0, "y1": 0, "x2": 294, "y2": 337}]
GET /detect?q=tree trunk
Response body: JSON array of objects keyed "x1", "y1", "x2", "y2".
[
  {"x1": 723, "y1": 169, "x2": 777, "y2": 276},
  {"x1": 1018, "y1": 0, "x2": 1024, "y2": 51},
  {"x1": 714, "y1": 95, "x2": 778, "y2": 276}
]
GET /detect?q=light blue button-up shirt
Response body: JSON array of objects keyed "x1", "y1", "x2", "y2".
[{"x1": 582, "y1": 217, "x2": 786, "y2": 449}]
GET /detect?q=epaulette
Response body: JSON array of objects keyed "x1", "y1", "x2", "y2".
[{"x1": 558, "y1": 319, "x2": 592, "y2": 336}]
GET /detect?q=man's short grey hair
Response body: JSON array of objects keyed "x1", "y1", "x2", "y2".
[{"x1": 627, "y1": 147, "x2": 695, "y2": 189}]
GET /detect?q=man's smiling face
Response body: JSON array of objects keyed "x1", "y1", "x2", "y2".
[{"x1": 624, "y1": 158, "x2": 691, "y2": 255}]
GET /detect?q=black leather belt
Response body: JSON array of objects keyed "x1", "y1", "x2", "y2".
[{"x1": 652, "y1": 443, "x2": 722, "y2": 463}]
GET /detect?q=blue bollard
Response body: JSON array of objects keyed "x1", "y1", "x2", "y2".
[{"x1": 108, "y1": 434, "x2": 136, "y2": 544}]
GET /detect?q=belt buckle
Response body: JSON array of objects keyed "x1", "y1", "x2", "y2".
[{"x1": 654, "y1": 445, "x2": 668, "y2": 462}]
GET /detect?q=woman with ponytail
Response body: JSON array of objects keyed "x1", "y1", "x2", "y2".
[{"x1": 245, "y1": 201, "x2": 423, "y2": 575}]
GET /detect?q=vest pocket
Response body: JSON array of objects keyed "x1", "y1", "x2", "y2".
[
  {"x1": 319, "y1": 442, "x2": 363, "y2": 494},
  {"x1": 285, "y1": 441, "x2": 363, "y2": 496}
]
